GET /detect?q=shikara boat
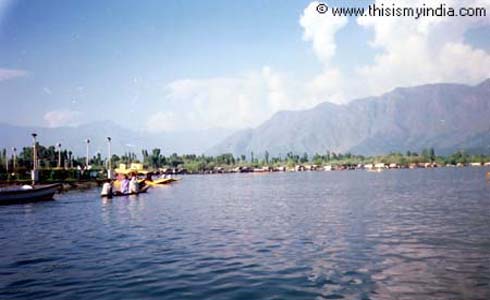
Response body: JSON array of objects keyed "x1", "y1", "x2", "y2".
[
  {"x1": 101, "y1": 184, "x2": 151, "y2": 198},
  {"x1": 147, "y1": 178, "x2": 179, "y2": 186},
  {"x1": 112, "y1": 179, "x2": 148, "y2": 190},
  {"x1": 0, "y1": 183, "x2": 61, "y2": 205}
]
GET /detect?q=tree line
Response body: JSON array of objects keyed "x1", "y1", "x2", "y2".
[{"x1": 1, "y1": 143, "x2": 489, "y2": 177}]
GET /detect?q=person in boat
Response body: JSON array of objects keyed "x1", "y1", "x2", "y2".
[
  {"x1": 120, "y1": 175, "x2": 130, "y2": 194},
  {"x1": 101, "y1": 180, "x2": 113, "y2": 197},
  {"x1": 129, "y1": 174, "x2": 139, "y2": 194}
]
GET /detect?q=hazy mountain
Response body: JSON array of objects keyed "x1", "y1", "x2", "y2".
[
  {"x1": 0, "y1": 121, "x2": 232, "y2": 157},
  {"x1": 209, "y1": 79, "x2": 490, "y2": 156}
]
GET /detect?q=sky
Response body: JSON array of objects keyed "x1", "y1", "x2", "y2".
[{"x1": 0, "y1": 0, "x2": 489, "y2": 133}]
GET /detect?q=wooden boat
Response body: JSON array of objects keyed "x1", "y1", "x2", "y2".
[
  {"x1": 112, "y1": 179, "x2": 148, "y2": 190},
  {"x1": 147, "y1": 178, "x2": 179, "y2": 186},
  {"x1": 0, "y1": 183, "x2": 61, "y2": 205},
  {"x1": 101, "y1": 184, "x2": 151, "y2": 198}
]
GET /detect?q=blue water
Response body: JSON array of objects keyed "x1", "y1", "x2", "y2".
[{"x1": 1, "y1": 168, "x2": 490, "y2": 300}]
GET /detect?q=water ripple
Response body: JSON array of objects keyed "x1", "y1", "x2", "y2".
[{"x1": 1, "y1": 168, "x2": 490, "y2": 299}]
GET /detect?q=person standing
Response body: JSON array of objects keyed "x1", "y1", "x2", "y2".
[
  {"x1": 130, "y1": 175, "x2": 139, "y2": 194},
  {"x1": 120, "y1": 175, "x2": 130, "y2": 194},
  {"x1": 101, "y1": 180, "x2": 113, "y2": 198}
]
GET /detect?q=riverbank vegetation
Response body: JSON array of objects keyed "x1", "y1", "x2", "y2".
[{"x1": 1, "y1": 144, "x2": 490, "y2": 181}]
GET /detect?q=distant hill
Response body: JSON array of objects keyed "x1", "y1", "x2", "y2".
[
  {"x1": 209, "y1": 79, "x2": 490, "y2": 156},
  {"x1": 0, "y1": 121, "x2": 232, "y2": 157}
]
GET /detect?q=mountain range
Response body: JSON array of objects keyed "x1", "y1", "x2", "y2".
[
  {"x1": 0, "y1": 121, "x2": 231, "y2": 157},
  {"x1": 209, "y1": 79, "x2": 490, "y2": 156},
  {"x1": 2, "y1": 80, "x2": 489, "y2": 158}
]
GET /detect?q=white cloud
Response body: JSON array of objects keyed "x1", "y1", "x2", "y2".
[
  {"x1": 148, "y1": 1, "x2": 490, "y2": 131},
  {"x1": 43, "y1": 109, "x2": 82, "y2": 128},
  {"x1": 298, "y1": 0, "x2": 490, "y2": 101},
  {"x1": 299, "y1": 1, "x2": 348, "y2": 104},
  {"x1": 355, "y1": 0, "x2": 490, "y2": 95},
  {"x1": 147, "y1": 68, "x2": 293, "y2": 131},
  {"x1": 146, "y1": 2, "x2": 351, "y2": 131},
  {"x1": 145, "y1": 111, "x2": 180, "y2": 132},
  {"x1": 0, "y1": 68, "x2": 28, "y2": 81},
  {"x1": 299, "y1": 1, "x2": 348, "y2": 67}
]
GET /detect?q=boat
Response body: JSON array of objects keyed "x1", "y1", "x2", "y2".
[
  {"x1": 101, "y1": 184, "x2": 151, "y2": 198},
  {"x1": 147, "y1": 178, "x2": 179, "y2": 186},
  {"x1": 0, "y1": 183, "x2": 61, "y2": 205}
]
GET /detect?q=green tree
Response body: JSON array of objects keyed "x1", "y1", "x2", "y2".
[
  {"x1": 429, "y1": 147, "x2": 436, "y2": 162},
  {"x1": 300, "y1": 152, "x2": 309, "y2": 163}
]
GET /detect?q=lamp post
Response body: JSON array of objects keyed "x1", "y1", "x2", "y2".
[
  {"x1": 31, "y1": 133, "x2": 39, "y2": 184},
  {"x1": 68, "y1": 151, "x2": 73, "y2": 169},
  {"x1": 57, "y1": 143, "x2": 62, "y2": 168},
  {"x1": 12, "y1": 147, "x2": 16, "y2": 171},
  {"x1": 5, "y1": 148, "x2": 8, "y2": 175},
  {"x1": 107, "y1": 137, "x2": 112, "y2": 179},
  {"x1": 85, "y1": 139, "x2": 90, "y2": 169}
]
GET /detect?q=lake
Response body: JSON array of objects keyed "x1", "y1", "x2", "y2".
[{"x1": 1, "y1": 168, "x2": 490, "y2": 300}]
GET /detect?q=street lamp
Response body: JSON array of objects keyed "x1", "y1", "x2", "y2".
[
  {"x1": 31, "y1": 133, "x2": 38, "y2": 184},
  {"x1": 68, "y1": 151, "x2": 73, "y2": 169},
  {"x1": 107, "y1": 137, "x2": 112, "y2": 179},
  {"x1": 5, "y1": 148, "x2": 8, "y2": 175},
  {"x1": 32, "y1": 133, "x2": 37, "y2": 169},
  {"x1": 12, "y1": 147, "x2": 16, "y2": 170},
  {"x1": 57, "y1": 143, "x2": 62, "y2": 168},
  {"x1": 85, "y1": 139, "x2": 90, "y2": 169}
]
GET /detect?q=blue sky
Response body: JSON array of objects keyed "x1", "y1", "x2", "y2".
[{"x1": 1, "y1": 0, "x2": 489, "y2": 131}]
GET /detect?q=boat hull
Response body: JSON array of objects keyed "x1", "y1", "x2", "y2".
[
  {"x1": 101, "y1": 184, "x2": 151, "y2": 198},
  {"x1": 0, "y1": 184, "x2": 61, "y2": 205},
  {"x1": 148, "y1": 178, "x2": 179, "y2": 186}
]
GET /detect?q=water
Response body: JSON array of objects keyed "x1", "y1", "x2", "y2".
[{"x1": 1, "y1": 168, "x2": 490, "y2": 300}]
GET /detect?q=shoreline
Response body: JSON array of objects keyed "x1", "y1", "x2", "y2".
[{"x1": 1, "y1": 164, "x2": 489, "y2": 187}]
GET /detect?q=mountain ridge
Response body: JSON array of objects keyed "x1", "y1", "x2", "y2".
[
  {"x1": 209, "y1": 79, "x2": 490, "y2": 156},
  {"x1": 0, "y1": 122, "x2": 232, "y2": 157}
]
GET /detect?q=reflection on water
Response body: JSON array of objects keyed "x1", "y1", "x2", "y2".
[{"x1": 1, "y1": 167, "x2": 489, "y2": 299}]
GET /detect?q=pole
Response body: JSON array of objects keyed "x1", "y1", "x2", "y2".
[
  {"x1": 12, "y1": 147, "x2": 16, "y2": 171},
  {"x1": 31, "y1": 133, "x2": 38, "y2": 184},
  {"x1": 107, "y1": 137, "x2": 112, "y2": 179},
  {"x1": 5, "y1": 148, "x2": 8, "y2": 175},
  {"x1": 57, "y1": 143, "x2": 62, "y2": 168},
  {"x1": 32, "y1": 134, "x2": 37, "y2": 170},
  {"x1": 85, "y1": 139, "x2": 90, "y2": 169}
]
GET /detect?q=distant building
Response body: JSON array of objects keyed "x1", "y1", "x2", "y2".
[
  {"x1": 274, "y1": 166, "x2": 287, "y2": 172},
  {"x1": 295, "y1": 165, "x2": 305, "y2": 172},
  {"x1": 115, "y1": 163, "x2": 147, "y2": 175}
]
